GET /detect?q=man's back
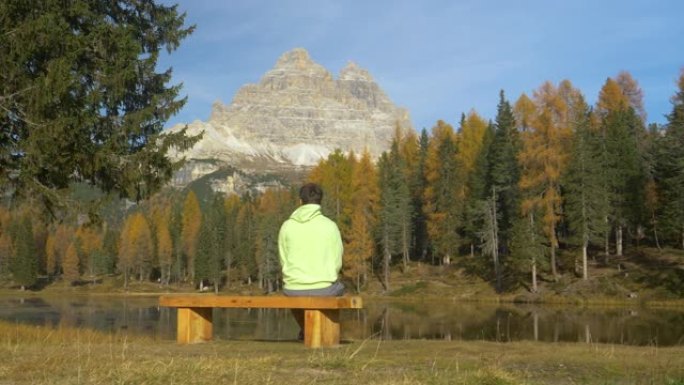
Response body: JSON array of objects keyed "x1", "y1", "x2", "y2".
[{"x1": 278, "y1": 203, "x2": 343, "y2": 290}]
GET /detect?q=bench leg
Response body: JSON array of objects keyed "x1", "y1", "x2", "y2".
[
  {"x1": 177, "y1": 307, "x2": 212, "y2": 344},
  {"x1": 304, "y1": 309, "x2": 340, "y2": 348}
]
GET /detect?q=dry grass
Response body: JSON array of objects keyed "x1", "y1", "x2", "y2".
[{"x1": 1, "y1": 321, "x2": 683, "y2": 385}]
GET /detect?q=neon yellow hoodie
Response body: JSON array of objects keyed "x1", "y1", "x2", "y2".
[{"x1": 278, "y1": 204, "x2": 343, "y2": 290}]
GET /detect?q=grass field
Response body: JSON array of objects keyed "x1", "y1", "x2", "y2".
[{"x1": 1, "y1": 321, "x2": 682, "y2": 385}]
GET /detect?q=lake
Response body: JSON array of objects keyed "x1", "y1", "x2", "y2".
[{"x1": 1, "y1": 295, "x2": 682, "y2": 346}]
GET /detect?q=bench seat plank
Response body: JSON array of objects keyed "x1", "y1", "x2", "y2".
[{"x1": 159, "y1": 295, "x2": 362, "y2": 309}]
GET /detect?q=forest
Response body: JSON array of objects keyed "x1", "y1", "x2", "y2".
[
  {"x1": 1, "y1": 2, "x2": 683, "y2": 297},
  {"x1": 2, "y1": 69, "x2": 684, "y2": 296}
]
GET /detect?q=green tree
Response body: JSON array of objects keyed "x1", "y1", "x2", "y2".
[
  {"x1": 181, "y1": 190, "x2": 201, "y2": 282},
  {"x1": 195, "y1": 194, "x2": 226, "y2": 293},
  {"x1": 563, "y1": 97, "x2": 609, "y2": 279},
  {"x1": 518, "y1": 81, "x2": 573, "y2": 278},
  {"x1": 0, "y1": 0, "x2": 199, "y2": 214},
  {"x1": 377, "y1": 142, "x2": 411, "y2": 291},
  {"x1": 423, "y1": 120, "x2": 461, "y2": 265},
  {"x1": 597, "y1": 78, "x2": 647, "y2": 256},
  {"x1": 345, "y1": 150, "x2": 378, "y2": 291},
  {"x1": 657, "y1": 69, "x2": 684, "y2": 248},
  {"x1": 488, "y1": 91, "x2": 521, "y2": 256},
  {"x1": 10, "y1": 216, "x2": 38, "y2": 289}
]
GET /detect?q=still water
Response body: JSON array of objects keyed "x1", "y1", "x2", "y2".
[{"x1": 0, "y1": 295, "x2": 682, "y2": 346}]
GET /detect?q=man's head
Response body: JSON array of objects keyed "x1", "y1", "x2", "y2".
[{"x1": 299, "y1": 183, "x2": 323, "y2": 205}]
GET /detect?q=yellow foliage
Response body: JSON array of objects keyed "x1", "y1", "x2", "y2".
[
  {"x1": 119, "y1": 212, "x2": 153, "y2": 274},
  {"x1": 518, "y1": 81, "x2": 575, "y2": 249},
  {"x1": 597, "y1": 78, "x2": 629, "y2": 116},
  {"x1": 181, "y1": 191, "x2": 201, "y2": 276},
  {"x1": 62, "y1": 241, "x2": 80, "y2": 282}
]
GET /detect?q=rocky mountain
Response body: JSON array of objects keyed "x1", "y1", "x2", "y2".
[{"x1": 168, "y1": 48, "x2": 412, "y2": 187}]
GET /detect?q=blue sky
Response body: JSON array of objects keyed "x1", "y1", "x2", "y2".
[{"x1": 159, "y1": 0, "x2": 684, "y2": 131}]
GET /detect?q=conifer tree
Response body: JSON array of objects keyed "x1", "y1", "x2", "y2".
[
  {"x1": 345, "y1": 150, "x2": 378, "y2": 291},
  {"x1": 223, "y1": 194, "x2": 242, "y2": 287},
  {"x1": 488, "y1": 91, "x2": 521, "y2": 257},
  {"x1": 423, "y1": 120, "x2": 461, "y2": 265},
  {"x1": 597, "y1": 78, "x2": 647, "y2": 256},
  {"x1": 181, "y1": 190, "x2": 201, "y2": 282},
  {"x1": 657, "y1": 69, "x2": 684, "y2": 248},
  {"x1": 563, "y1": 96, "x2": 609, "y2": 279},
  {"x1": 518, "y1": 81, "x2": 573, "y2": 278},
  {"x1": 235, "y1": 194, "x2": 257, "y2": 284},
  {"x1": 255, "y1": 189, "x2": 292, "y2": 292},
  {"x1": 309, "y1": 149, "x2": 354, "y2": 237},
  {"x1": 377, "y1": 148, "x2": 410, "y2": 291},
  {"x1": 0, "y1": 1, "x2": 200, "y2": 212},
  {"x1": 62, "y1": 241, "x2": 80, "y2": 284},
  {"x1": 118, "y1": 212, "x2": 153, "y2": 288},
  {"x1": 457, "y1": 111, "x2": 491, "y2": 257},
  {"x1": 196, "y1": 195, "x2": 227, "y2": 292},
  {"x1": 10, "y1": 216, "x2": 38, "y2": 290}
]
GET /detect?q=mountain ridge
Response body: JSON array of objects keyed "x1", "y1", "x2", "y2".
[{"x1": 169, "y1": 48, "x2": 412, "y2": 187}]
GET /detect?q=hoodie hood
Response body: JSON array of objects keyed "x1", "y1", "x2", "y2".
[{"x1": 289, "y1": 204, "x2": 322, "y2": 223}]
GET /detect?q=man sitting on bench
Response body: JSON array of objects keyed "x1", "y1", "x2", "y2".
[{"x1": 278, "y1": 183, "x2": 345, "y2": 341}]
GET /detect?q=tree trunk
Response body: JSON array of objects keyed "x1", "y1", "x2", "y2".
[
  {"x1": 604, "y1": 217, "x2": 610, "y2": 262},
  {"x1": 382, "y1": 230, "x2": 390, "y2": 292},
  {"x1": 402, "y1": 221, "x2": 409, "y2": 272},
  {"x1": 582, "y1": 240, "x2": 588, "y2": 280},
  {"x1": 531, "y1": 260, "x2": 538, "y2": 293},
  {"x1": 616, "y1": 226, "x2": 623, "y2": 257},
  {"x1": 550, "y1": 244, "x2": 557, "y2": 278}
]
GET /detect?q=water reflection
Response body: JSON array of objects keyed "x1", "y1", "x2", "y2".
[{"x1": 0, "y1": 295, "x2": 682, "y2": 346}]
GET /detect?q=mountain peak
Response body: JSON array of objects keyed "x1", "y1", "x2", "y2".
[
  {"x1": 340, "y1": 61, "x2": 373, "y2": 81},
  {"x1": 274, "y1": 47, "x2": 315, "y2": 70},
  {"x1": 170, "y1": 48, "x2": 412, "y2": 182}
]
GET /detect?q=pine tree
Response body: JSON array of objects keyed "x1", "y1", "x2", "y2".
[
  {"x1": 458, "y1": 111, "x2": 491, "y2": 257},
  {"x1": 377, "y1": 148, "x2": 410, "y2": 291},
  {"x1": 423, "y1": 120, "x2": 461, "y2": 265},
  {"x1": 195, "y1": 194, "x2": 227, "y2": 292},
  {"x1": 181, "y1": 191, "x2": 201, "y2": 282},
  {"x1": 518, "y1": 81, "x2": 573, "y2": 278},
  {"x1": 235, "y1": 194, "x2": 257, "y2": 284},
  {"x1": 10, "y1": 216, "x2": 38, "y2": 290},
  {"x1": 657, "y1": 69, "x2": 684, "y2": 248},
  {"x1": 62, "y1": 241, "x2": 80, "y2": 284},
  {"x1": 118, "y1": 212, "x2": 153, "y2": 289},
  {"x1": 0, "y1": 1, "x2": 200, "y2": 212},
  {"x1": 488, "y1": 90, "x2": 521, "y2": 257},
  {"x1": 598, "y1": 78, "x2": 647, "y2": 256},
  {"x1": 309, "y1": 149, "x2": 354, "y2": 238},
  {"x1": 223, "y1": 194, "x2": 242, "y2": 287},
  {"x1": 563, "y1": 96, "x2": 609, "y2": 279},
  {"x1": 345, "y1": 150, "x2": 378, "y2": 291},
  {"x1": 255, "y1": 189, "x2": 292, "y2": 292}
]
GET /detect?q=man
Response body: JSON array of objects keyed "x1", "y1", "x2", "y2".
[{"x1": 278, "y1": 183, "x2": 344, "y2": 339}]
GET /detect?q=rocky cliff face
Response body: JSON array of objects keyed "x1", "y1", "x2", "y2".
[{"x1": 169, "y1": 48, "x2": 412, "y2": 183}]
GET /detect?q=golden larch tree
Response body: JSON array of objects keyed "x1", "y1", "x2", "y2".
[
  {"x1": 119, "y1": 212, "x2": 153, "y2": 288},
  {"x1": 518, "y1": 81, "x2": 574, "y2": 278},
  {"x1": 181, "y1": 190, "x2": 202, "y2": 282},
  {"x1": 62, "y1": 241, "x2": 80, "y2": 283},
  {"x1": 423, "y1": 120, "x2": 460, "y2": 264},
  {"x1": 345, "y1": 149, "x2": 378, "y2": 290}
]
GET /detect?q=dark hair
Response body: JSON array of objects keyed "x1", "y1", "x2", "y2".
[{"x1": 299, "y1": 183, "x2": 323, "y2": 204}]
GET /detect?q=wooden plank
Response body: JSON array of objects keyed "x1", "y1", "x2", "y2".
[
  {"x1": 160, "y1": 295, "x2": 362, "y2": 310},
  {"x1": 304, "y1": 309, "x2": 340, "y2": 348},
  {"x1": 177, "y1": 307, "x2": 212, "y2": 344}
]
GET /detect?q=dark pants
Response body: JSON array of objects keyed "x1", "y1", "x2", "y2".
[{"x1": 283, "y1": 281, "x2": 345, "y2": 334}]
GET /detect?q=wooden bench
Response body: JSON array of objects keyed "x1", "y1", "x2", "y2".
[{"x1": 159, "y1": 295, "x2": 363, "y2": 348}]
